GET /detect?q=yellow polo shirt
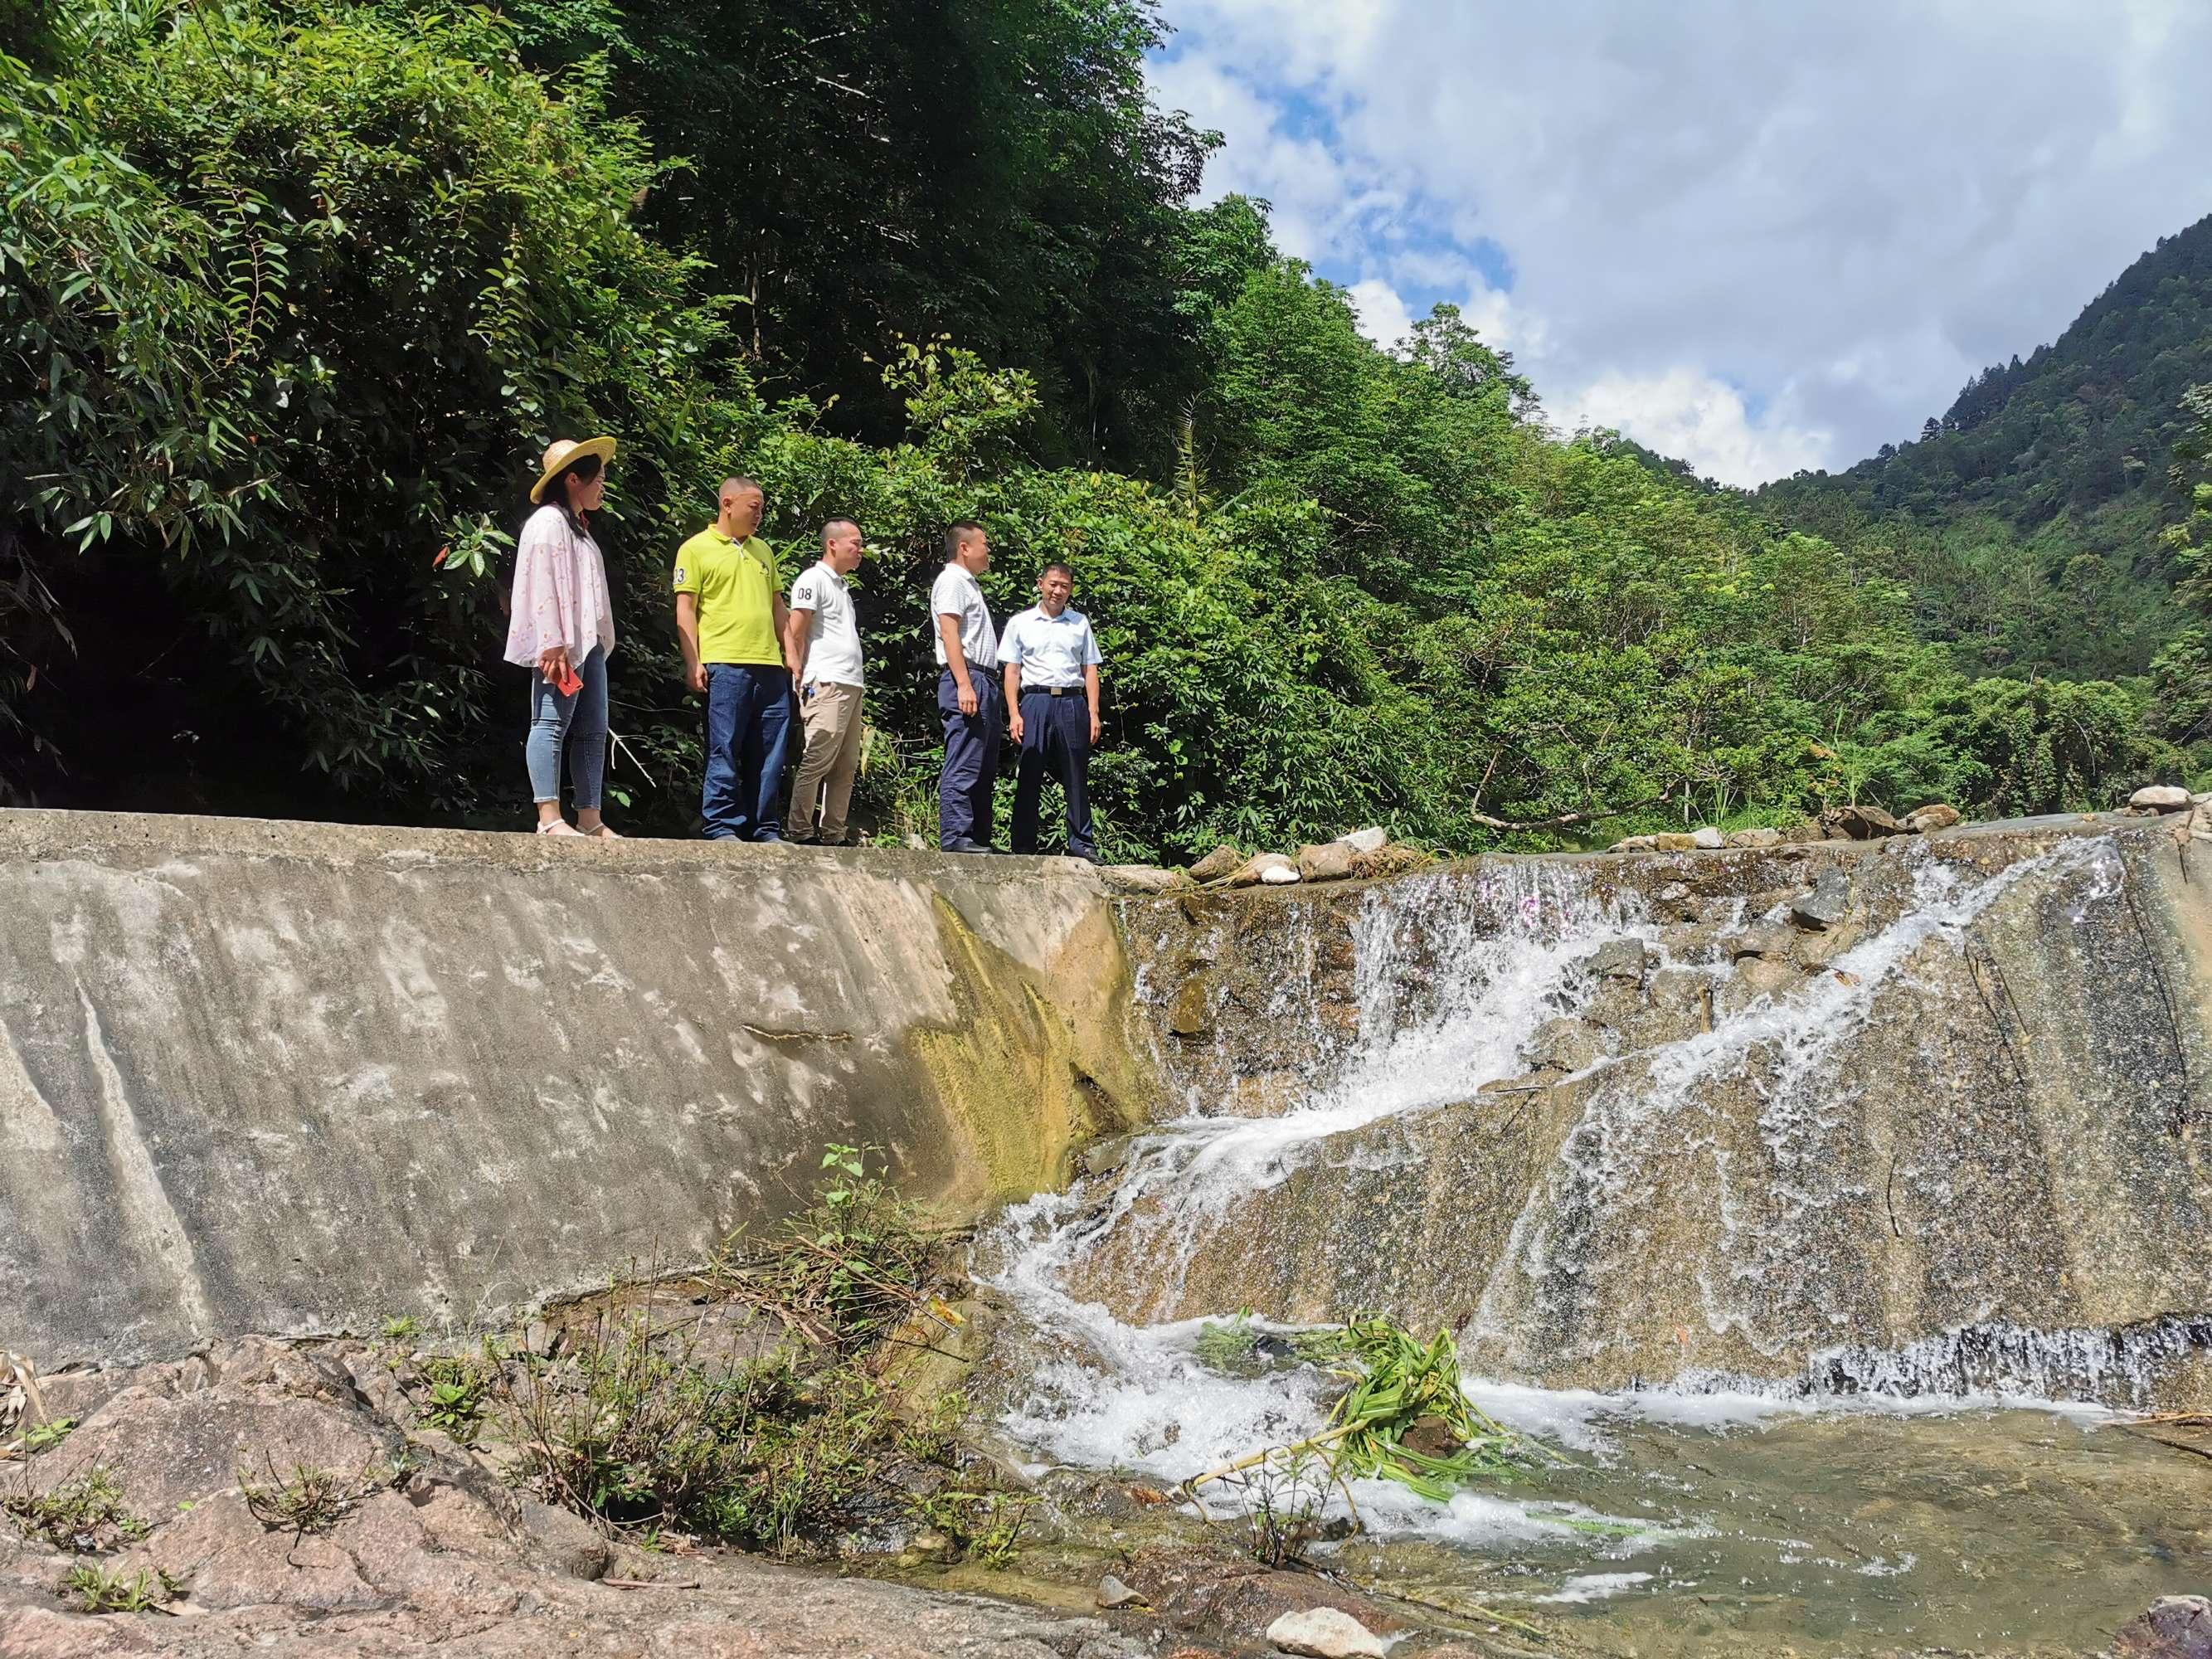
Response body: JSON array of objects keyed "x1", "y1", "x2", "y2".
[{"x1": 673, "y1": 524, "x2": 780, "y2": 665}]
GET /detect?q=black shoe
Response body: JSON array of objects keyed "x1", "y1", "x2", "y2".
[
  {"x1": 751, "y1": 832, "x2": 785, "y2": 844},
  {"x1": 941, "y1": 838, "x2": 991, "y2": 854},
  {"x1": 1071, "y1": 849, "x2": 1104, "y2": 865}
]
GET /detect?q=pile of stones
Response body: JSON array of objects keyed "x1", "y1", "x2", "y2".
[{"x1": 1610, "y1": 800, "x2": 1962, "y2": 854}]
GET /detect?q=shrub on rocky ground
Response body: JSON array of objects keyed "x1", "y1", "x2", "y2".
[{"x1": 495, "y1": 1145, "x2": 986, "y2": 1559}]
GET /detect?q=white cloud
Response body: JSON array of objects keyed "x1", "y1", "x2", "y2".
[
  {"x1": 1150, "y1": 0, "x2": 2212, "y2": 482},
  {"x1": 1347, "y1": 278, "x2": 1414, "y2": 350},
  {"x1": 1563, "y1": 369, "x2": 1830, "y2": 489}
]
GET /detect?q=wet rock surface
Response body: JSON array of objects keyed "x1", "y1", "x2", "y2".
[{"x1": 1108, "y1": 815, "x2": 2212, "y2": 1404}]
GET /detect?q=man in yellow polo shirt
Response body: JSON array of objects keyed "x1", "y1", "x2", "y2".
[{"x1": 674, "y1": 477, "x2": 795, "y2": 840}]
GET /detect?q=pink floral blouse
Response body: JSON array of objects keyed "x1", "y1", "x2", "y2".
[{"x1": 503, "y1": 504, "x2": 615, "y2": 667}]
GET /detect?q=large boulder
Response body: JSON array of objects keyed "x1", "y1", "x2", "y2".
[
  {"x1": 2133, "y1": 785, "x2": 2193, "y2": 815},
  {"x1": 1296, "y1": 843, "x2": 1358, "y2": 883},
  {"x1": 1334, "y1": 827, "x2": 1389, "y2": 855},
  {"x1": 1265, "y1": 1606, "x2": 1389, "y2": 1658},
  {"x1": 1186, "y1": 844, "x2": 1246, "y2": 884},
  {"x1": 1819, "y1": 804, "x2": 1907, "y2": 839},
  {"x1": 1904, "y1": 802, "x2": 1962, "y2": 833}
]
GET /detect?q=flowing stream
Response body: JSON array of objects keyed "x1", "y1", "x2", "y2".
[{"x1": 975, "y1": 840, "x2": 2209, "y2": 1654}]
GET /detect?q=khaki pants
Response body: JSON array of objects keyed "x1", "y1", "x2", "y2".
[{"x1": 788, "y1": 681, "x2": 863, "y2": 841}]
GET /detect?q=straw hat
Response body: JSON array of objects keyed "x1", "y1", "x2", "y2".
[{"x1": 530, "y1": 435, "x2": 617, "y2": 504}]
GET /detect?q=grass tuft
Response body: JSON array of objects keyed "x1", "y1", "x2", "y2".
[
  {"x1": 59, "y1": 1562, "x2": 179, "y2": 1613},
  {"x1": 5, "y1": 1467, "x2": 149, "y2": 1553}
]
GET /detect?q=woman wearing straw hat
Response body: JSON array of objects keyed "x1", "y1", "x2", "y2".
[{"x1": 505, "y1": 435, "x2": 621, "y2": 838}]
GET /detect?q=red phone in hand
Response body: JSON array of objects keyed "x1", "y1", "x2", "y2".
[{"x1": 554, "y1": 660, "x2": 583, "y2": 698}]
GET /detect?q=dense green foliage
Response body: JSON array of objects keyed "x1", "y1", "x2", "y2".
[
  {"x1": 1760, "y1": 215, "x2": 2212, "y2": 681},
  {"x1": 1, "y1": 1, "x2": 2195, "y2": 855}
]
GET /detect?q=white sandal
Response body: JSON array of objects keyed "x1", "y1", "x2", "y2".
[
  {"x1": 536, "y1": 820, "x2": 586, "y2": 838},
  {"x1": 584, "y1": 824, "x2": 622, "y2": 839}
]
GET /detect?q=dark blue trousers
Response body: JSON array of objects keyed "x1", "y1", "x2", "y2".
[
  {"x1": 937, "y1": 665, "x2": 1002, "y2": 848},
  {"x1": 702, "y1": 664, "x2": 794, "y2": 841},
  {"x1": 1012, "y1": 688, "x2": 1094, "y2": 856}
]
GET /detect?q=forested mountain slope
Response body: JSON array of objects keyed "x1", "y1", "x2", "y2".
[
  {"x1": 0, "y1": 2, "x2": 2196, "y2": 854},
  {"x1": 1758, "y1": 213, "x2": 2212, "y2": 679}
]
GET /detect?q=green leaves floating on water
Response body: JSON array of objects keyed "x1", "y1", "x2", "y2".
[
  {"x1": 1194, "y1": 1312, "x2": 1268, "y2": 1379},
  {"x1": 1294, "y1": 1318, "x2": 1526, "y2": 1502},
  {"x1": 1187, "y1": 1315, "x2": 1531, "y2": 1508}
]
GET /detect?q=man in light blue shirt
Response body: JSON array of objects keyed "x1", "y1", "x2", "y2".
[{"x1": 998, "y1": 562, "x2": 1103, "y2": 862}]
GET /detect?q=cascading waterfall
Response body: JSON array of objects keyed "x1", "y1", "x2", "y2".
[{"x1": 975, "y1": 830, "x2": 2210, "y2": 1644}]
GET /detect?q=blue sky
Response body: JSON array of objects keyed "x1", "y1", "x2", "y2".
[{"x1": 1146, "y1": 1, "x2": 2212, "y2": 485}]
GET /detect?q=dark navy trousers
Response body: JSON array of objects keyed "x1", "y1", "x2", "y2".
[
  {"x1": 702, "y1": 663, "x2": 794, "y2": 840},
  {"x1": 937, "y1": 665, "x2": 1002, "y2": 848},
  {"x1": 1011, "y1": 688, "x2": 1094, "y2": 857}
]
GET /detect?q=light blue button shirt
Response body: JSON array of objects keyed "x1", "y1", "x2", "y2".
[{"x1": 997, "y1": 606, "x2": 1101, "y2": 688}]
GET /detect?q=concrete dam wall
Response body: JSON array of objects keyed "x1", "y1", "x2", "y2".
[
  {"x1": 7, "y1": 805, "x2": 2211, "y2": 1410},
  {"x1": 0, "y1": 810, "x2": 1150, "y2": 1367}
]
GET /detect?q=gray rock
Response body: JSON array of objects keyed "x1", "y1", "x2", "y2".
[
  {"x1": 1792, "y1": 919, "x2": 1864, "y2": 968},
  {"x1": 1723, "y1": 919, "x2": 1797, "y2": 960},
  {"x1": 1523, "y1": 1017, "x2": 1615, "y2": 1074},
  {"x1": 522, "y1": 1319, "x2": 557, "y2": 1358},
  {"x1": 1095, "y1": 1573, "x2": 1145, "y2": 1610},
  {"x1": 2132, "y1": 785, "x2": 2193, "y2": 814},
  {"x1": 1650, "y1": 832, "x2": 1699, "y2": 852},
  {"x1": 1689, "y1": 825, "x2": 1726, "y2": 849},
  {"x1": 1266, "y1": 1606, "x2": 1388, "y2": 1658},
  {"x1": 1790, "y1": 868, "x2": 1851, "y2": 930},
  {"x1": 1228, "y1": 852, "x2": 1296, "y2": 888},
  {"x1": 1734, "y1": 956, "x2": 1795, "y2": 997},
  {"x1": 1819, "y1": 803, "x2": 1906, "y2": 839},
  {"x1": 1334, "y1": 827, "x2": 1389, "y2": 855},
  {"x1": 1583, "y1": 939, "x2": 1653, "y2": 981},
  {"x1": 2117, "y1": 1593, "x2": 2212, "y2": 1658},
  {"x1": 1609, "y1": 834, "x2": 1659, "y2": 852},
  {"x1": 1904, "y1": 803, "x2": 1962, "y2": 833},
  {"x1": 1727, "y1": 826, "x2": 1784, "y2": 848},
  {"x1": 1296, "y1": 842, "x2": 1358, "y2": 883},
  {"x1": 518, "y1": 1497, "x2": 611, "y2": 1581},
  {"x1": 1186, "y1": 844, "x2": 1246, "y2": 884}
]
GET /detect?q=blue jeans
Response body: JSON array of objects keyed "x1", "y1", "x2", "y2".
[
  {"x1": 702, "y1": 664, "x2": 794, "y2": 840},
  {"x1": 937, "y1": 665, "x2": 1003, "y2": 848},
  {"x1": 525, "y1": 645, "x2": 607, "y2": 810},
  {"x1": 1012, "y1": 689, "x2": 1094, "y2": 856}
]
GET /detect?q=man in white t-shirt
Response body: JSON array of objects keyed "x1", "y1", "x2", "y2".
[
  {"x1": 999, "y1": 562, "x2": 1104, "y2": 862},
  {"x1": 931, "y1": 521, "x2": 1001, "y2": 853},
  {"x1": 783, "y1": 517, "x2": 868, "y2": 844}
]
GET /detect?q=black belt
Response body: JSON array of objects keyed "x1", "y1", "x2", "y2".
[{"x1": 1022, "y1": 684, "x2": 1083, "y2": 698}]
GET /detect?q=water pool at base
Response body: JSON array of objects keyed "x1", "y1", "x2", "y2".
[{"x1": 1325, "y1": 1397, "x2": 2206, "y2": 1655}]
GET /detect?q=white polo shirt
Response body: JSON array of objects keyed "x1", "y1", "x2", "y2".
[
  {"x1": 930, "y1": 563, "x2": 998, "y2": 669},
  {"x1": 790, "y1": 561, "x2": 864, "y2": 688},
  {"x1": 998, "y1": 606, "x2": 1101, "y2": 689}
]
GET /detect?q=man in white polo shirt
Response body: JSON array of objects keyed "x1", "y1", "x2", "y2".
[
  {"x1": 931, "y1": 520, "x2": 1001, "y2": 854},
  {"x1": 999, "y1": 561, "x2": 1103, "y2": 863},
  {"x1": 783, "y1": 516, "x2": 868, "y2": 844}
]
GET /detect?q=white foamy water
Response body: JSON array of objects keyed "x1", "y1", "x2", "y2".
[{"x1": 982, "y1": 832, "x2": 2180, "y2": 1564}]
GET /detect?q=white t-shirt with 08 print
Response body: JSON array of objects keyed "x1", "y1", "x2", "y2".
[{"x1": 790, "y1": 561, "x2": 865, "y2": 688}]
